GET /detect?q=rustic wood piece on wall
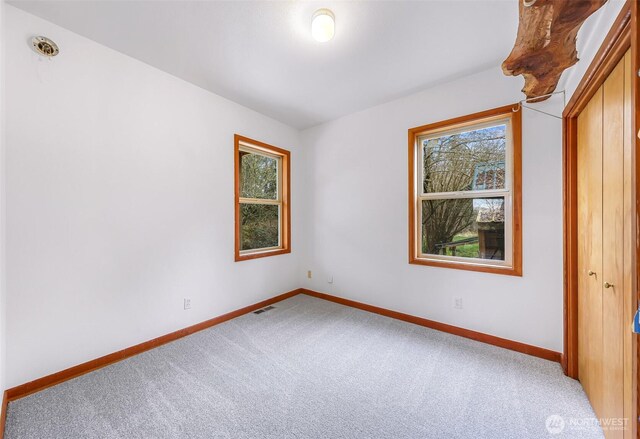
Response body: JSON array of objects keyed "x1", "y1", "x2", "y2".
[{"x1": 502, "y1": 0, "x2": 608, "y2": 101}]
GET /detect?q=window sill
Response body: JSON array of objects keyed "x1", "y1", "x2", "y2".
[
  {"x1": 235, "y1": 248, "x2": 291, "y2": 262},
  {"x1": 409, "y1": 256, "x2": 522, "y2": 276}
]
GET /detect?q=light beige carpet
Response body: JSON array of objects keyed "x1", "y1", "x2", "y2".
[{"x1": 6, "y1": 294, "x2": 602, "y2": 438}]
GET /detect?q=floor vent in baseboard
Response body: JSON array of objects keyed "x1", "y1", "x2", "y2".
[{"x1": 254, "y1": 305, "x2": 275, "y2": 315}]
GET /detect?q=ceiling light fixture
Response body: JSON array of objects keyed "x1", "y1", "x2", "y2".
[{"x1": 312, "y1": 9, "x2": 335, "y2": 43}]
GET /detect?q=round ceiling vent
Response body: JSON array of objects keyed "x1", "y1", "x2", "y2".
[{"x1": 31, "y1": 36, "x2": 59, "y2": 57}]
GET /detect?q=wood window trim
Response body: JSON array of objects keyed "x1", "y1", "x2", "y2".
[
  {"x1": 234, "y1": 134, "x2": 291, "y2": 262},
  {"x1": 408, "y1": 105, "x2": 523, "y2": 276}
]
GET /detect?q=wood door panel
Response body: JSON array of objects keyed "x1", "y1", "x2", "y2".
[
  {"x1": 578, "y1": 85, "x2": 604, "y2": 417},
  {"x1": 577, "y1": 51, "x2": 633, "y2": 438},
  {"x1": 602, "y1": 54, "x2": 626, "y2": 439}
]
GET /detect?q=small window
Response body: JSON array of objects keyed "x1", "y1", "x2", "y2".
[
  {"x1": 408, "y1": 105, "x2": 522, "y2": 275},
  {"x1": 235, "y1": 135, "x2": 290, "y2": 261}
]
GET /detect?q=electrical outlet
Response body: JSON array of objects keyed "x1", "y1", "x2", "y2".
[
  {"x1": 307, "y1": 270, "x2": 312, "y2": 279},
  {"x1": 327, "y1": 276, "x2": 333, "y2": 284},
  {"x1": 184, "y1": 298, "x2": 192, "y2": 310},
  {"x1": 454, "y1": 298, "x2": 463, "y2": 310}
]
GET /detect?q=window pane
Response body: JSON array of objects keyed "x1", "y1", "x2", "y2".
[
  {"x1": 239, "y1": 151, "x2": 278, "y2": 199},
  {"x1": 422, "y1": 124, "x2": 506, "y2": 193},
  {"x1": 421, "y1": 197, "x2": 505, "y2": 260},
  {"x1": 240, "y1": 204, "x2": 279, "y2": 251}
]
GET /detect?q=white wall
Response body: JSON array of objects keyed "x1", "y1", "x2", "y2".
[
  {"x1": 0, "y1": 0, "x2": 7, "y2": 402},
  {"x1": 300, "y1": 68, "x2": 565, "y2": 352},
  {"x1": 4, "y1": 5, "x2": 303, "y2": 388},
  {"x1": 562, "y1": 0, "x2": 627, "y2": 102}
]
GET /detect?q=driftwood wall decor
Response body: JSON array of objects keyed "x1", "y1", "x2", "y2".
[{"x1": 502, "y1": 0, "x2": 608, "y2": 101}]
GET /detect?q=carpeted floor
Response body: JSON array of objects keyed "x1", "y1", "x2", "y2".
[{"x1": 6, "y1": 294, "x2": 602, "y2": 438}]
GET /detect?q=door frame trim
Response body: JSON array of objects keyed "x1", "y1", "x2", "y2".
[
  {"x1": 563, "y1": 0, "x2": 632, "y2": 380},
  {"x1": 562, "y1": 1, "x2": 637, "y2": 436}
]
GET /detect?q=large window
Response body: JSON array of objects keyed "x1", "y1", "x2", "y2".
[
  {"x1": 408, "y1": 106, "x2": 522, "y2": 275},
  {"x1": 234, "y1": 135, "x2": 290, "y2": 261}
]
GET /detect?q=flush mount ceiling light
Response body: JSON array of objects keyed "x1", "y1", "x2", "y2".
[{"x1": 312, "y1": 9, "x2": 335, "y2": 42}]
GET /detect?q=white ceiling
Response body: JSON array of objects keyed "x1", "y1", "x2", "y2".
[{"x1": 8, "y1": 0, "x2": 520, "y2": 129}]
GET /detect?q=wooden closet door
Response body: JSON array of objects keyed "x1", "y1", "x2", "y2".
[
  {"x1": 577, "y1": 85, "x2": 604, "y2": 417},
  {"x1": 577, "y1": 51, "x2": 632, "y2": 439},
  {"x1": 602, "y1": 53, "x2": 626, "y2": 439}
]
